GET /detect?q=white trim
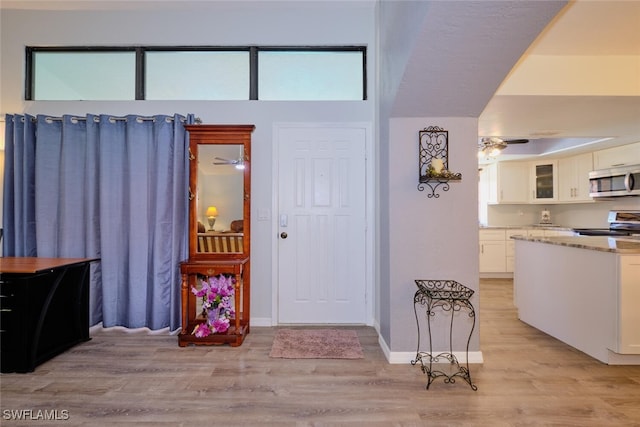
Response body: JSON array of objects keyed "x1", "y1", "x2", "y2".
[
  {"x1": 378, "y1": 333, "x2": 483, "y2": 364},
  {"x1": 378, "y1": 333, "x2": 392, "y2": 360},
  {"x1": 480, "y1": 272, "x2": 513, "y2": 279},
  {"x1": 387, "y1": 351, "x2": 484, "y2": 365},
  {"x1": 271, "y1": 122, "x2": 375, "y2": 327},
  {"x1": 606, "y1": 350, "x2": 640, "y2": 365},
  {"x1": 250, "y1": 317, "x2": 273, "y2": 327}
]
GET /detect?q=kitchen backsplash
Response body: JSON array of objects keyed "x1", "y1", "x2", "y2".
[{"x1": 484, "y1": 197, "x2": 639, "y2": 228}]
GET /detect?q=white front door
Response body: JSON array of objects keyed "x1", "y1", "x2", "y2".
[{"x1": 276, "y1": 126, "x2": 366, "y2": 324}]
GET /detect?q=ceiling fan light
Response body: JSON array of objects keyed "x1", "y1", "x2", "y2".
[{"x1": 489, "y1": 147, "x2": 502, "y2": 157}]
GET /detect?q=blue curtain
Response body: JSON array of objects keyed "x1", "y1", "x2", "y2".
[{"x1": 3, "y1": 113, "x2": 192, "y2": 331}]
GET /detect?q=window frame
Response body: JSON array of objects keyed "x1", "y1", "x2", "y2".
[{"x1": 25, "y1": 45, "x2": 367, "y2": 101}]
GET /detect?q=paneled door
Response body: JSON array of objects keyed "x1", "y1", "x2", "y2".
[{"x1": 277, "y1": 126, "x2": 366, "y2": 323}]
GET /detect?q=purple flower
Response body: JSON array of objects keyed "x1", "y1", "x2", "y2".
[
  {"x1": 212, "y1": 317, "x2": 230, "y2": 333},
  {"x1": 190, "y1": 274, "x2": 236, "y2": 337},
  {"x1": 191, "y1": 286, "x2": 206, "y2": 298},
  {"x1": 193, "y1": 323, "x2": 211, "y2": 338}
]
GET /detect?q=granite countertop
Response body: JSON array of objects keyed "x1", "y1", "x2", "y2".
[
  {"x1": 511, "y1": 235, "x2": 640, "y2": 254},
  {"x1": 480, "y1": 225, "x2": 574, "y2": 231}
]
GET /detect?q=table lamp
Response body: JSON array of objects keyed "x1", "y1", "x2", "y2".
[{"x1": 206, "y1": 206, "x2": 218, "y2": 231}]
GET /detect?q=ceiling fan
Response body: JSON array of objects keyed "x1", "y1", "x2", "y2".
[
  {"x1": 213, "y1": 156, "x2": 241, "y2": 165},
  {"x1": 213, "y1": 148, "x2": 245, "y2": 170},
  {"x1": 478, "y1": 137, "x2": 529, "y2": 157}
]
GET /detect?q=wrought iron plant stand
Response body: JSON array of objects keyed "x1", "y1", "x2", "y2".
[{"x1": 411, "y1": 279, "x2": 477, "y2": 390}]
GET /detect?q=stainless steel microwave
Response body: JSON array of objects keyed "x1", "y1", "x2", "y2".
[{"x1": 589, "y1": 164, "x2": 640, "y2": 198}]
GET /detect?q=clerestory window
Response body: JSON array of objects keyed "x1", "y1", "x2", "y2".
[{"x1": 26, "y1": 46, "x2": 367, "y2": 101}]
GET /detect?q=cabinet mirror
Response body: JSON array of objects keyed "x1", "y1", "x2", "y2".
[{"x1": 185, "y1": 125, "x2": 253, "y2": 260}]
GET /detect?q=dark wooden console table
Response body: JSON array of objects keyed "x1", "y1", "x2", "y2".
[{"x1": 0, "y1": 257, "x2": 99, "y2": 373}]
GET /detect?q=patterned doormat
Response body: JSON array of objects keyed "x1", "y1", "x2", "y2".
[{"x1": 269, "y1": 328, "x2": 364, "y2": 359}]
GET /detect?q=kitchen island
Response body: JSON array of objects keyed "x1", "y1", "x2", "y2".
[{"x1": 512, "y1": 235, "x2": 640, "y2": 365}]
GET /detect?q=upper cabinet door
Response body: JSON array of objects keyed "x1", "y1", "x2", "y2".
[
  {"x1": 559, "y1": 153, "x2": 593, "y2": 202},
  {"x1": 530, "y1": 160, "x2": 558, "y2": 203},
  {"x1": 479, "y1": 161, "x2": 529, "y2": 205},
  {"x1": 593, "y1": 142, "x2": 640, "y2": 170},
  {"x1": 497, "y1": 162, "x2": 529, "y2": 203},
  {"x1": 184, "y1": 124, "x2": 255, "y2": 260}
]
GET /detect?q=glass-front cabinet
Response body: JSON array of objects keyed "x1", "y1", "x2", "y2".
[
  {"x1": 178, "y1": 124, "x2": 254, "y2": 347},
  {"x1": 530, "y1": 160, "x2": 558, "y2": 202}
]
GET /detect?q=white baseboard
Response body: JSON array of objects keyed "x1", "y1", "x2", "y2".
[
  {"x1": 388, "y1": 351, "x2": 484, "y2": 364},
  {"x1": 480, "y1": 272, "x2": 513, "y2": 279},
  {"x1": 250, "y1": 317, "x2": 273, "y2": 327},
  {"x1": 378, "y1": 334, "x2": 483, "y2": 364},
  {"x1": 607, "y1": 350, "x2": 640, "y2": 365}
]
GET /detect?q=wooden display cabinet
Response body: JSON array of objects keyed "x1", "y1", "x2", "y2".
[
  {"x1": 178, "y1": 124, "x2": 254, "y2": 347},
  {"x1": 178, "y1": 259, "x2": 249, "y2": 347}
]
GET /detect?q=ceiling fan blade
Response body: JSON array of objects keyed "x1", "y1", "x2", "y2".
[
  {"x1": 504, "y1": 139, "x2": 529, "y2": 144},
  {"x1": 213, "y1": 156, "x2": 239, "y2": 165}
]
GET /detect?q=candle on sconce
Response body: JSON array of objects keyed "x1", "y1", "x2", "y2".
[{"x1": 431, "y1": 158, "x2": 444, "y2": 174}]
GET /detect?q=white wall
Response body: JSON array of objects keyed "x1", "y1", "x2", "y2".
[
  {"x1": 387, "y1": 117, "x2": 480, "y2": 352},
  {"x1": 375, "y1": 0, "x2": 432, "y2": 350},
  {"x1": 0, "y1": 2, "x2": 376, "y2": 323}
]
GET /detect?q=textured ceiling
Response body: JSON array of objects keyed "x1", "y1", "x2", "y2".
[
  {"x1": 481, "y1": 1, "x2": 640, "y2": 160},
  {"x1": 391, "y1": 1, "x2": 567, "y2": 118},
  {"x1": 391, "y1": 1, "x2": 640, "y2": 162}
]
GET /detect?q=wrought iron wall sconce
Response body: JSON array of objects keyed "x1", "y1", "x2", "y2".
[{"x1": 417, "y1": 126, "x2": 462, "y2": 198}]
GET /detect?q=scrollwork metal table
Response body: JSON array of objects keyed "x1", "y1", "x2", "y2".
[{"x1": 411, "y1": 279, "x2": 477, "y2": 390}]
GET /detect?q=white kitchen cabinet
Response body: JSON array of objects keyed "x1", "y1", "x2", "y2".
[
  {"x1": 593, "y1": 142, "x2": 640, "y2": 170},
  {"x1": 482, "y1": 227, "x2": 574, "y2": 275},
  {"x1": 483, "y1": 161, "x2": 529, "y2": 204},
  {"x1": 558, "y1": 153, "x2": 593, "y2": 202},
  {"x1": 497, "y1": 162, "x2": 529, "y2": 203},
  {"x1": 479, "y1": 229, "x2": 506, "y2": 272},
  {"x1": 530, "y1": 160, "x2": 558, "y2": 202},
  {"x1": 479, "y1": 163, "x2": 497, "y2": 204}
]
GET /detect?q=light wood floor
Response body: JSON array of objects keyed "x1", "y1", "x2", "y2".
[{"x1": 2, "y1": 279, "x2": 640, "y2": 426}]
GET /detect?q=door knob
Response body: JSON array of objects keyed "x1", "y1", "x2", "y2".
[{"x1": 280, "y1": 232, "x2": 288, "y2": 239}]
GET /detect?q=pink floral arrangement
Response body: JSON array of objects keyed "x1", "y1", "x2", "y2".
[{"x1": 191, "y1": 274, "x2": 235, "y2": 337}]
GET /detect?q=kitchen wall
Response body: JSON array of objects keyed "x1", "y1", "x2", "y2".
[{"x1": 486, "y1": 197, "x2": 640, "y2": 228}]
